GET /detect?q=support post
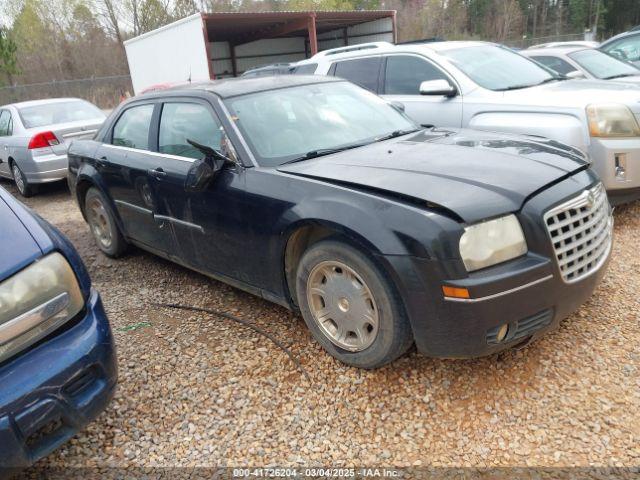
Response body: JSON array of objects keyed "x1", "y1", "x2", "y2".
[
  {"x1": 307, "y1": 13, "x2": 318, "y2": 56},
  {"x1": 230, "y1": 44, "x2": 238, "y2": 77}
]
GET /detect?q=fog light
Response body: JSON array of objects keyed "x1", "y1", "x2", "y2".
[
  {"x1": 496, "y1": 323, "x2": 509, "y2": 342},
  {"x1": 615, "y1": 153, "x2": 627, "y2": 181}
]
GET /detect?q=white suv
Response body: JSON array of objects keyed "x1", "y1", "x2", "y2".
[{"x1": 294, "y1": 41, "x2": 640, "y2": 204}]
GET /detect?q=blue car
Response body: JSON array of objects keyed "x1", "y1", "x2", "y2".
[{"x1": 0, "y1": 186, "x2": 117, "y2": 470}]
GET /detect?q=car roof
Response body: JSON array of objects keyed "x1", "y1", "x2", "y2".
[
  {"x1": 141, "y1": 75, "x2": 342, "y2": 99},
  {"x1": 525, "y1": 46, "x2": 589, "y2": 55},
  {"x1": 602, "y1": 29, "x2": 640, "y2": 47},
  {"x1": 3, "y1": 97, "x2": 85, "y2": 109}
]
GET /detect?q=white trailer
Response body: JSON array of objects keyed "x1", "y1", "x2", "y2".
[{"x1": 124, "y1": 11, "x2": 396, "y2": 94}]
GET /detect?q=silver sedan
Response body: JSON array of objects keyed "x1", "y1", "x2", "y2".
[
  {"x1": 0, "y1": 98, "x2": 105, "y2": 196},
  {"x1": 523, "y1": 46, "x2": 640, "y2": 85}
]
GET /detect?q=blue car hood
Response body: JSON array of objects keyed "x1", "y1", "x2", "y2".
[{"x1": 0, "y1": 190, "x2": 44, "y2": 281}]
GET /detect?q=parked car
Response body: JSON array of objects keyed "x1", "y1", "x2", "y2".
[
  {"x1": 601, "y1": 27, "x2": 640, "y2": 67},
  {"x1": 527, "y1": 40, "x2": 600, "y2": 50},
  {"x1": 0, "y1": 98, "x2": 106, "y2": 197},
  {"x1": 295, "y1": 41, "x2": 640, "y2": 204},
  {"x1": 523, "y1": 46, "x2": 640, "y2": 84},
  {"x1": 68, "y1": 76, "x2": 612, "y2": 368},
  {"x1": 0, "y1": 186, "x2": 117, "y2": 470},
  {"x1": 241, "y1": 63, "x2": 294, "y2": 77}
]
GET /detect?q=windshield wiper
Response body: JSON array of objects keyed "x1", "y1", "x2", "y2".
[
  {"x1": 280, "y1": 129, "x2": 421, "y2": 166},
  {"x1": 374, "y1": 128, "x2": 421, "y2": 142},
  {"x1": 280, "y1": 142, "x2": 369, "y2": 165},
  {"x1": 496, "y1": 77, "x2": 560, "y2": 91}
]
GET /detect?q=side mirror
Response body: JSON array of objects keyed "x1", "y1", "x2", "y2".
[
  {"x1": 389, "y1": 101, "x2": 405, "y2": 112},
  {"x1": 565, "y1": 70, "x2": 586, "y2": 79},
  {"x1": 184, "y1": 139, "x2": 233, "y2": 192},
  {"x1": 419, "y1": 79, "x2": 457, "y2": 97}
]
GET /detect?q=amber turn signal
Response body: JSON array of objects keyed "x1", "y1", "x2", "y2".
[{"x1": 442, "y1": 285, "x2": 470, "y2": 299}]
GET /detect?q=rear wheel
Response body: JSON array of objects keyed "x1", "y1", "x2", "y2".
[
  {"x1": 11, "y1": 162, "x2": 35, "y2": 197},
  {"x1": 296, "y1": 239, "x2": 413, "y2": 368},
  {"x1": 85, "y1": 187, "x2": 128, "y2": 257}
]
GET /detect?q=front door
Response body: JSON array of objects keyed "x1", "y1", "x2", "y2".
[
  {"x1": 150, "y1": 100, "x2": 251, "y2": 281},
  {"x1": 380, "y1": 54, "x2": 464, "y2": 128}
]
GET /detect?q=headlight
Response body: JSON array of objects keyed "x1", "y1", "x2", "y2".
[
  {"x1": 586, "y1": 103, "x2": 640, "y2": 137},
  {"x1": 459, "y1": 214, "x2": 527, "y2": 272},
  {"x1": 0, "y1": 253, "x2": 83, "y2": 363}
]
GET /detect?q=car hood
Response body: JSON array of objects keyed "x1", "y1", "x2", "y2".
[
  {"x1": 609, "y1": 75, "x2": 640, "y2": 85},
  {"x1": 505, "y1": 79, "x2": 640, "y2": 113},
  {"x1": 277, "y1": 128, "x2": 589, "y2": 223},
  {"x1": 0, "y1": 189, "x2": 43, "y2": 281}
]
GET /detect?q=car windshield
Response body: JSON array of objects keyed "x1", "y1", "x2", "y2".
[
  {"x1": 225, "y1": 82, "x2": 418, "y2": 167},
  {"x1": 442, "y1": 45, "x2": 557, "y2": 91},
  {"x1": 19, "y1": 100, "x2": 105, "y2": 129},
  {"x1": 568, "y1": 48, "x2": 639, "y2": 79}
]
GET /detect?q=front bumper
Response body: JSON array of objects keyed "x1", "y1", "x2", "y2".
[
  {"x1": 384, "y1": 170, "x2": 612, "y2": 358},
  {"x1": 0, "y1": 289, "x2": 117, "y2": 470},
  {"x1": 589, "y1": 137, "x2": 640, "y2": 204}
]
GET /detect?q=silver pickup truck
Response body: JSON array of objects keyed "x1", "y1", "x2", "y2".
[{"x1": 296, "y1": 41, "x2": 640, "y2": 204}]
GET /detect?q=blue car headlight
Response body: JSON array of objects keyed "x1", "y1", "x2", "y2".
[{"x1": 0, "y1": 252, "x2": 84, "y2": 363}]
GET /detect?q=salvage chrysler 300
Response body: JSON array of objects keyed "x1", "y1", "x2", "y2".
[{"x1": 67, "y1": 76, "x2": 612, "y2": 368}]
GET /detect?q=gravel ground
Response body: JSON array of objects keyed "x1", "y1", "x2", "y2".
[{"x1": 5, "y1": 178, "x2": 640, "y2": 473}]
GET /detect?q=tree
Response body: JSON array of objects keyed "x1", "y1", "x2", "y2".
[{"x1": 0, "y1": 28, "x2": 19, "y2": 85}]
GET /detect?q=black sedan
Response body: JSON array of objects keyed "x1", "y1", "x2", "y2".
[{"x1": 68, "y1": 76, "x2": 612, "y2": 368}]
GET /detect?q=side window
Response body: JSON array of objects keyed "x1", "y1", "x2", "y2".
[
  {"x1": 0, "y1": 110, "x2": 10, "y2": 137},
  {"x1": 158, "y1": 102, "x2": 222, "y2": 159},
  {"x1": 384, "y1": 55, "x2": 449, "y2": 95},
  {"x1": 112, "y1": 104, "x2": 154, "y2": 150},
  {"x1": 530, "y1": 55, "x2": 578, "y2": 75},
  {"x1": 332, "y1": 57, "x2": 381, "y2": 92},
  {"x1": 604, "y1": 36, "x2": 640, "y2": 62},
  {"x1": 292, "y1": 63, "x2": 317, "y2": 75}
]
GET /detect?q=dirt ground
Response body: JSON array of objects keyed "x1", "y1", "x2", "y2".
[{"x1": 6, "y1": 178, "x2": 639, "y2": 474}]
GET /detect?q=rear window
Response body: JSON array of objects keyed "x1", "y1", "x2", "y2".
[
  {"x1": 112, "y1": 104, "x2": 154, "y2": 150},
  {"x1": 292, "y1": 63, "x2": 317, "y2": 75},
  {"x1": 19, "y1": 100, "x2": 104, "y2": 129},
  {"x1": 331, "y1": 57, "x2": 382, "y2": 92}
]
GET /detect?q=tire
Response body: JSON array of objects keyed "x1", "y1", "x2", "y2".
[
  {"x1": 296, "y1": 239, "x2": 413, "y2": 368},
  {"x1": 11, "y1": 162, "x2": 36, "y2": 197},
  {"x1": 84, "y1": 187, "x2": 128, "y2": 258}
]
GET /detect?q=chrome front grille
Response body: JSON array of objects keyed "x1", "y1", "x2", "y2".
[{"x1": 544, "y1": 183, "x2": 612, "y2": 283}]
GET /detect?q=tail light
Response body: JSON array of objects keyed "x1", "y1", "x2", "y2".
[{"x1": 28, "y1": 131, "x2": 60, "y2": 149}]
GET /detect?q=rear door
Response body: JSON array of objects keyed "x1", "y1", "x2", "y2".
[
  {"x1": 0, "y1": 110, "x2": 11, "y2": 176},
  {"x1": 329, "y1": 57, "x2": 383, "y2": 93},
  {"x1": 96, "y1": 101, "x2": 173, "y2": 255},
  {"x1": 380, "y1": 54, "x2": 463, "y2": 127}
]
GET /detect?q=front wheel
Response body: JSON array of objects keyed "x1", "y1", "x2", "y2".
[{"x1": 296, "y1": 239, "x2": 413, "y2": 368}]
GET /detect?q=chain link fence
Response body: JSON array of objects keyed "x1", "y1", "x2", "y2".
[
  {"x1": 505, "y1": 33, "x2": 589, "y2": 49},
  {"x1": 0, "y1": 75, "x2": 133, "y2": 109}
]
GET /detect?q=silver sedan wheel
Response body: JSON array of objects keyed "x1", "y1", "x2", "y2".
[
  {"x1": 306, "y1": 260, "x2": 379, "y2": 352},
  {"x1": 12, "y1": 164, "x2": 25, "y2": 195},
  {"x1": 86, "y1": 196, "x2": 113, "y2": 250}
]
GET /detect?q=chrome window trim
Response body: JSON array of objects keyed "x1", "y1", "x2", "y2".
[
  {"x1": 103, "y1": 144, "x2": 196, "y2": 163},
  {"x1": 444, "y1": 275, "x2": 554, "y2": 303}
]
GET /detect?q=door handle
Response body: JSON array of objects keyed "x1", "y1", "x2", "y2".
[{"x1": 148, "y1": 167, "x2": 167, "y2": 179}]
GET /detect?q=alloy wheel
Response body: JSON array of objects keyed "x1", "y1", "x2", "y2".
[
  {"x1": 306, "y1": 260, "x2": 379, "y2": 352},
  {"x1": 12, "y1": 165, "x2": 25, "y2": 195},
  {"x1": 86, "y1": 196, "x2": 113, "y2": 250}
]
